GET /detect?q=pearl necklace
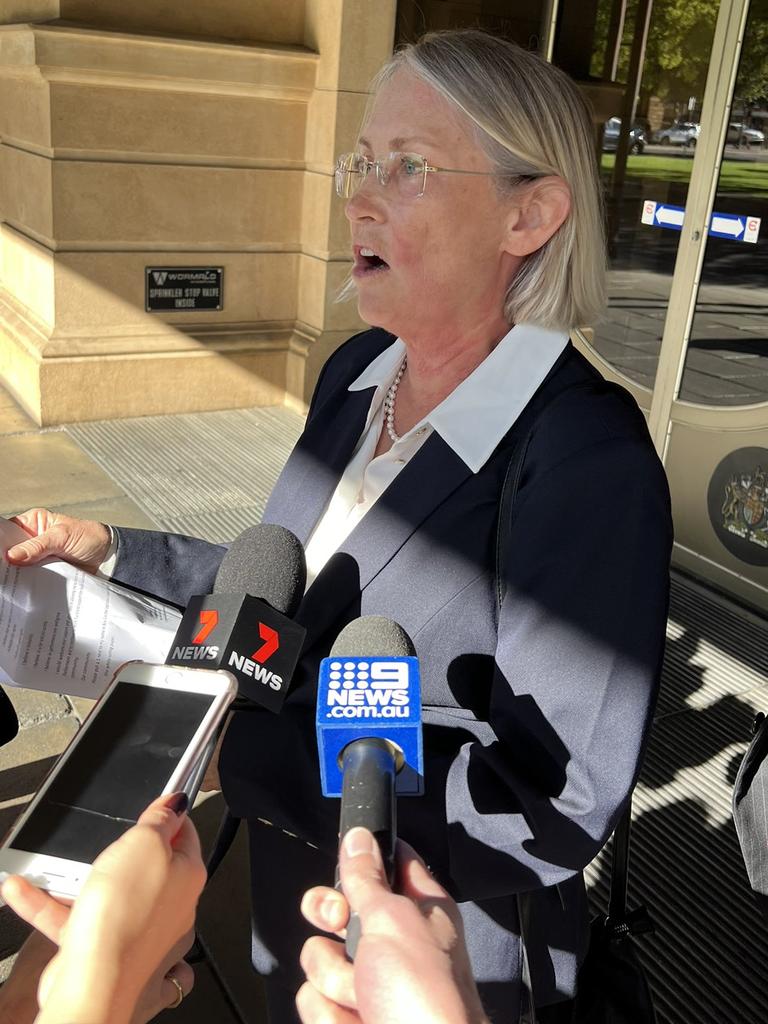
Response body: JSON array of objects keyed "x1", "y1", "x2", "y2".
[{"x1": 383, "y1": 355, "x2": 407, "y2": 443}]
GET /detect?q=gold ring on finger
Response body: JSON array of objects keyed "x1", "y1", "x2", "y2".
[{"x1": 166, "y1": 975, "x2": 185, "y2": 1010}]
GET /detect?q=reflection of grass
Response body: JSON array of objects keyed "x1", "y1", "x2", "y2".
[{"x1": 601, "y1": 153, "x2": 768, "y2": 194}]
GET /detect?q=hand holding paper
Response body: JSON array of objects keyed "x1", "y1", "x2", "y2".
[
  {"x1": 6, "y1": 508, "x2": 113, "y2": 573},
  {"x1": 1, "y1": 517, "x2": 180, "y2": 699}
]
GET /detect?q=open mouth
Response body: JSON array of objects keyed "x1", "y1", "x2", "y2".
[{"x1": 354, "y1": 246, "x2": 390, "y2": 275}]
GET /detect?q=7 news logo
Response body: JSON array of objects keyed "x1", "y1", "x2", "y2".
[
  {"x1": 171, "y1": 610, "x2": 220, "y2": 661},
  {"x1": 324, "y1": 659, "x2": 411, "y2": 719},
  {"x1": 171, "y1": 611, "x2": 283, "y2": 691},
  {"x1": 228, "y1": 622, "x2": 282, "y2": 691}
]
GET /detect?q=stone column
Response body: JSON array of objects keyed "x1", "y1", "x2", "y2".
[
  {"x1": 0, "y1": 0, "x2": 396, "y2": 424},
  {"x1": 289, "y1": 0, "x2": 397, "y2": 409}
]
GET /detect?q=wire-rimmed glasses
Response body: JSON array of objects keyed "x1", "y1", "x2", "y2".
[{"x1": 334, "y1": 151, "x2": 502, "y2": 200}]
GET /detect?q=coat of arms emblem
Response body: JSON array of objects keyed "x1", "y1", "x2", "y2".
[{"x1": 722, "y1": 465, "x2": 768, "y2": 547}]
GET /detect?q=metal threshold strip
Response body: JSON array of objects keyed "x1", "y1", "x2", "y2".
[
  {"x1": 586, "y1": 573, "x2": 768, "y2": 1023},
  {"x1": 68, "y1": 405, "x2": 305, "y2": 542}
]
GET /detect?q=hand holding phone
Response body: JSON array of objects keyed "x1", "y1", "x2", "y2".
[
  {"x1": 2, "y1": 792, "x2": 205, "y2": 1024},
  {"x1": 0, "y1": 662, "x2": 236, "y2": 898}
]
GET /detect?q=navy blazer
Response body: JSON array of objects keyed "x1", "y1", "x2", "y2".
[{"x1": 113, "y1": 328, "x2": 672, "y2": 1006}]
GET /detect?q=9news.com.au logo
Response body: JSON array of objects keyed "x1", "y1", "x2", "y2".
[{"x1": 324, "y1": 659, "x2": 411, "y2": 719}]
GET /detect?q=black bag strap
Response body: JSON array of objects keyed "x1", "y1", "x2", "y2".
[{"x1": 609, "y1": 798, "x2": 632, "y2": 921}]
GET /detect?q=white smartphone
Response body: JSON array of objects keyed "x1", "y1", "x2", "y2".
[{"x1": 0, "y1": 661, "x2": 236, "y2": 899}]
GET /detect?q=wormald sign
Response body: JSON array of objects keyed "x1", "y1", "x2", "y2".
[{"x1": 145, "y1": 267, "x2": 223, "y2": 311}]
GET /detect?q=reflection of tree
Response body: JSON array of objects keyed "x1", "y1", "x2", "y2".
[
  {"x1": 591, "y1": 0, "x2": 717, "y2": 105},
  {"x1": 733, "y1": 0, "x2": 768, "y2": 106},
  {"x1": 592, "y1": 0, "x2": 767, "y2": 115},
  {"x1": 642, "y1": 0, "x2": 716, "y2": 104}
]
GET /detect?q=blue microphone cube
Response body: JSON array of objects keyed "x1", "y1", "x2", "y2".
[{"x1": 316, "y1": 656, "x2": 424, "y2": 798}]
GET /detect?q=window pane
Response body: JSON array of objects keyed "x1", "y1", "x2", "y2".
[
  {"x1": 678, "y1": 1, "x2": 768, "y2": 406},
  {"x1": 563, "y1": 0, "x2": 719, "y2": 389}
]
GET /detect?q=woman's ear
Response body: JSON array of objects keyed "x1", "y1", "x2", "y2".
[{"x1": 502, "y1": 177, "x2": 571, "y2": 257}]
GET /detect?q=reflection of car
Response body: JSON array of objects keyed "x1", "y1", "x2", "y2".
[
  {"x1": 602, "y1": 117, "x2": 646, "y2": 154},
  {"x1": 727, "y1": 122, "x2": 765, "y2": 146},
  {"x1": 655, "y1": 120, "x2": 700, "y2": 148}
]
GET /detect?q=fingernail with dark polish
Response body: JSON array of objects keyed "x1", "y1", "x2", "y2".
[{"x1": 166, "y1": 792, "x2": 189, "y2": 816}]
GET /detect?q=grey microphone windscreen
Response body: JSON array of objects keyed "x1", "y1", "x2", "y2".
[
  {"x1": 213, "y1": 524, "x2": 306, "y2": 617},
  {"x1": 330, "y1": 616, "x2": 415, "y2": 658}
]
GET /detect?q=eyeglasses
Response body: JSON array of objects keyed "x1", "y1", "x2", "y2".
[{"x1": 334, "y1": 151, "x2": 503, "y2": 200}]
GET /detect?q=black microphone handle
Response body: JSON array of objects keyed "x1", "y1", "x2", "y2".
[{"x1": 338, "y1": 737, "x2": 397, "y2": 959}]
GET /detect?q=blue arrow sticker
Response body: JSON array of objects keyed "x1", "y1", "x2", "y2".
[{"x1": 642, "y1": 200, "x2": 761, "y2": 243}]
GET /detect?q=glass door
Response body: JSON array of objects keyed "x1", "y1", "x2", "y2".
[
  {"x1": 566, "y1": 0, "x2": 721, "y2": 409},
  {"x1": 656, "y1": 0, "x2": 768, "y2": 608}
]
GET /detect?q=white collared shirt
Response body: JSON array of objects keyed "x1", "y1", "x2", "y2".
[{"x1": 304, "y1": 323, "x2": 569, "y2": 586}]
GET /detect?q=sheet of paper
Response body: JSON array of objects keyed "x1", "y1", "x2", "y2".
[{"x1": 0, "y1": 517, "x2": 181, "y2": 698}]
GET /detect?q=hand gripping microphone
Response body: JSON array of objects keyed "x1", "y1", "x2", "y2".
[
  {"x1": 166, "y1": 524, "x2": 307, "y2": 713},
  {"x1": 316, "y1": 616, "x2": 424, "y2": 956}
]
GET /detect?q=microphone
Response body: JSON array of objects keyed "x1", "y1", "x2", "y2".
[
  {"x1": 166, "y1": 524, "x2": 307, "y2": 713},
  {"x1": 316, "y1": 616, "x2": 424, "y2": 956}
]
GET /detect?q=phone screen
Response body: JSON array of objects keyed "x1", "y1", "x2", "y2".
[{"x1": 11, "y1": 678, "x2": 215, "y2": 864}]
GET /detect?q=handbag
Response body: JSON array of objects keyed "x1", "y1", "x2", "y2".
[{"x1": 495, "y1": 384, "x2": 657, "y2": 1024}]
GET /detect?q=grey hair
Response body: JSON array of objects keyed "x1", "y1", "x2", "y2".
[{"x1": 338, "y1": 30, "x2": 606, "y2": 331}]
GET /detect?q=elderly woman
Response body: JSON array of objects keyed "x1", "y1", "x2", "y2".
[{"x1": 6, "y1": 30, "x2": 671, "y2": 1024}]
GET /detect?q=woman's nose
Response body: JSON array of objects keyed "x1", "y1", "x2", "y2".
[{"x1": 344, "y1": 175, "x2": 386, "y2": 223}]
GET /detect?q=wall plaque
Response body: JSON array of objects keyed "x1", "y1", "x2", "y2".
[{"x1": 145, "y1": 267, "x2": 223, "y2": 312}]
